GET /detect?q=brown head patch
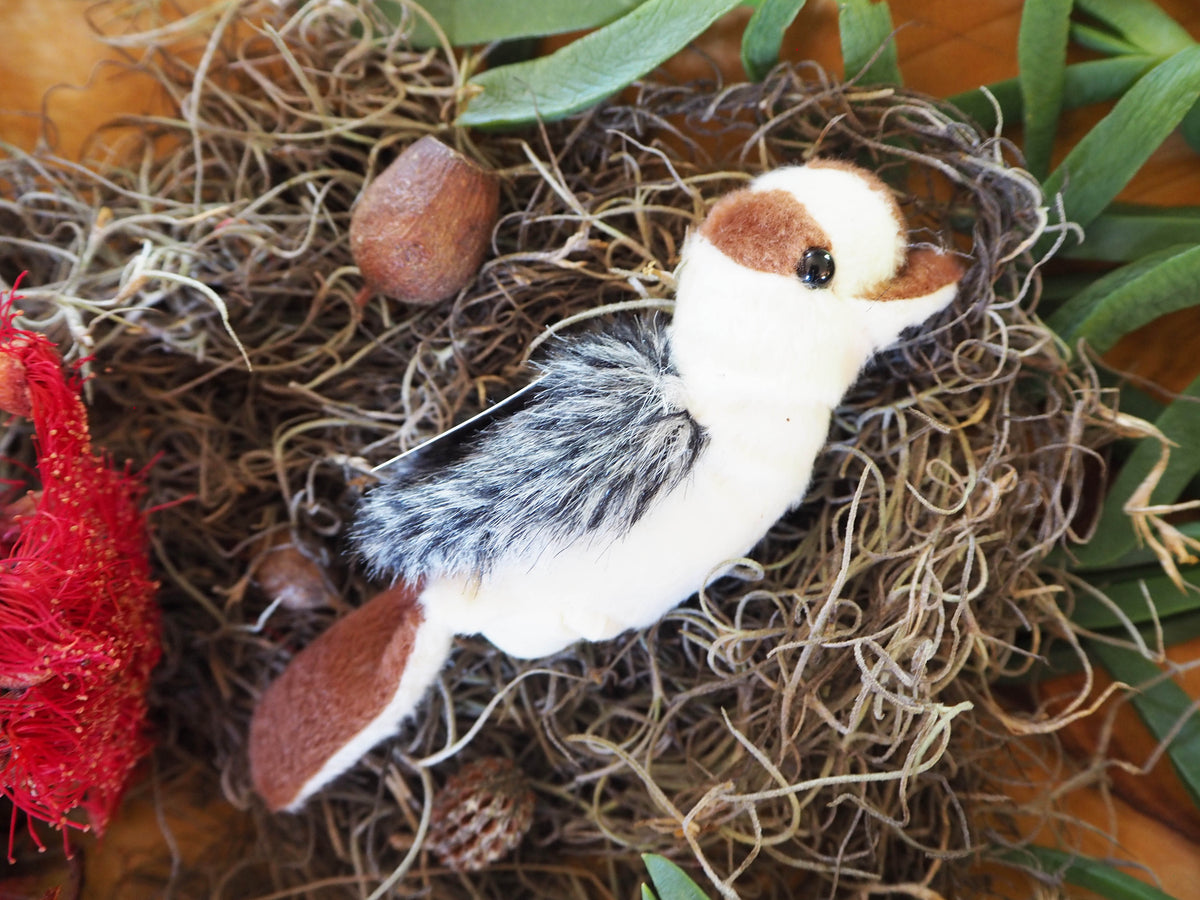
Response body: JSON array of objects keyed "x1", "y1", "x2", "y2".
[
  {"x1": 699, "y1": 188, "x2": 828, "y2": 276},
  {"x1": 878, "y1": 247, "x2": 964, "y2": 301}
]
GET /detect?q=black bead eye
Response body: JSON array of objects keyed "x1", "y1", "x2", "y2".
[{"x1": 797, "y1": 248, "x2": 835, "y2": 288}]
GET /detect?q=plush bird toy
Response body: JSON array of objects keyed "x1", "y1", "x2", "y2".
[{"x1": 249, "y1": 159, "x2": 964, "y2": 811}]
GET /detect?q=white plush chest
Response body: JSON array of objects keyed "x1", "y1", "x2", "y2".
[{"x1": 420, "y1": 404, "x2": 831, "y2": 658}]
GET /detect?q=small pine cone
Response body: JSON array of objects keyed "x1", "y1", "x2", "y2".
[{"x1": 425, "y1": 757, "x2": 535, "y2": 872}]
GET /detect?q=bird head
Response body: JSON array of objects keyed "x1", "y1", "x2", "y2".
[{"x1": 683, "y1": 159, "x2": 963, "y2": 351}]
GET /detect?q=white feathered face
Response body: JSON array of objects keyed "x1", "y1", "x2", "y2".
[{"x1": 697, "y1": 160, "x2": 960, "y2": 306}]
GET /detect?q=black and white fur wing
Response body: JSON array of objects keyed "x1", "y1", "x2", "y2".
[{"x1": 351, "y1": 317, "x2": 708, "y2": 582}]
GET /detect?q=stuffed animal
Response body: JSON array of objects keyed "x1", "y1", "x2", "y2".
[{"x1": 249, "y1": 159, "x2": 964, "y2": 811}]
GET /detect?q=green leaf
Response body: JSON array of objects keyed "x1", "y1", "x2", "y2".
[
  {"x1": 947, "y1": 55, "x2": 1155, "y2": 134},
  {"x1": 1046, "y1": 243, "x2": 1200, "y2": 354},
  {"x1": 456, "y1": 0, "x2": 741, "y2": 127},
  {"x1": 1042, "y1": 45, "x2": 1200, "y2": 235},
  {"x1": 1067, "y1": 370, "x2": 1200, "y2": 568},
  {"x1": 741, "y1": 0, "x2": 807, "y2": 81},
  {"x1": 1149, "y1": 609, "x2": 1200, "y2": 649},
  {"x1": 1070, "y1": 563, "x2": 1200, "y2": 631},
  {"x1": 1074, "y1": 0, "x2": 1194, "y2": 57},
  {"x1": 1182, "y1": 99, "x2": 1200, "y2": 154},
  {"x1": 839, "y1": 0, "x2": 901, "y2": 86},
  {"x1": 1079, "y1": 521, "x2": 1200, "y2": 577},
  {"x1": 1089, "y1": 639, "x2": 1200, "y2": 810},
  {"x1": 999, "y1": 845, "x2": 1182, "y2": 899},
  {"x1": 1063, "y1": 202, "x2": 1200, "y2": 261},
  {"x1": 642, "y1": 887, "x2": 659, "y2": 900},
  {"x1": 1040, "y1": 271, "x2": 1105, "y2": 310},
  {"x1": 1018, "y1": 0, "x2": 1073, "y2": 179},
  {"x1": 381, "y1": 0, "x2": 647, "y2": 48},
  {"x1": 1071, "y1": 21, "x2": 1144, "y2": 57},
  {"x1": 642, "y1": 854, "x2": 713, "y2": 900},
  {"x1": 996, "y1": 607, "x2": 1200, "y2": 683}
]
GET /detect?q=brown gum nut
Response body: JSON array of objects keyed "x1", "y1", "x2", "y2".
[
  {"x1": 251, "y1": 534, "x2": 339, "y2": 611},
  {"x1": 350, "y1": 136, "x2": 500, "y2": 304}
]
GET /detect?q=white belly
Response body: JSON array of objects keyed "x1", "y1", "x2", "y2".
[{"x1": 420, "y1": 426, "x2": 825, "y2": 658}]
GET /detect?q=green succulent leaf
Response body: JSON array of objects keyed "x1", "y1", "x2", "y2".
[
  {"x1": 741, "y1": 0, "x2": 807, "y2": 81},
  {"x1": 999, "y1": 845, "x2": 1183, "y2": 899},
  {"x1": 1067, "y1": 370, "x2": 1200, "y2": 569},
  {"x1": 1064, "y1": 203, "x2": 1200, "y2": 261},
  {"x1": 378, "y1": 0, "x2": 646, "y2": 47},
  {"x1": 838, "y1": 0, "x2": 901, "y2": 86},
  {"x1": 642, "y1": 854, "x2": 713, "y2": 900},
  {"x1": 1042, "y1": 44, "x2": 1200, "y2": 236},
  {"x1": 1047, "y1": 243, "x2": 1200, "y2": 354},
  {"x1": 456, "y1": 0, "x2": 741, "y2": 127},
  {"x1": 1070, "y1": 558, "x2": 1200, "y2": 631},
  {"x1": 1071, "y1": 21, "x2": 1145, "y2": 57},
  {"x1": 1182, "y1": 100, "x2": 1200, "y2": 154},
  {"x1": 1018, "y1": 0, "x2": 1073, "y2": 178},
  {"x1": 1089, "y1": 639, "x2": 1200, "y2": 811},
  {"x1": 1074, "y1": 0, "x2": 1194, "y2": 57},
  {"x1": 998, "y1": 607, "x2": 1200, "y2": 683},
  {"x1": 947, "y1": 55, "x2": 1155, "y2": 134}
]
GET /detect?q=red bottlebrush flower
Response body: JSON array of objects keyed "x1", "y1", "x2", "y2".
[{"x1": 0, "y1": 276, "x2": 161, "y2": 857}]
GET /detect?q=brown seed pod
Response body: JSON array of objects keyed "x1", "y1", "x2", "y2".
[
  {"x1": 250, "y1": 534, "x2": 339, "y2": 611},
  {"x1": 425, "y1": 756, "x2": 535, "y2": 872},
  {"x1": 350, "y1": 136, "x2": 500, "y2": 305}
]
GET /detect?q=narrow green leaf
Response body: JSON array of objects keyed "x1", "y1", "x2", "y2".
[
  {"x1": 1063, "y1": 202, "x2": 1200, "y2": 261},
  {"x1": 1067, "y1": 370, "x2": 1200, "y2": 567},
  {"x1": 996, "y1": 608, "x2": 1200, "y2": 684},
  {"x1": 1089, "y1": 639, "x2": 1200, "y2": 810},
  {"x1": 947, "y1": 55, "x2": 1155, "y2": 134},
  {"x1": 456, "y1": 0, "x2": 741, "y2": 127},
  {"x1": 999, "y1": 845, "x2": 1182, "y2": 899},
  {"x1": 1156, "y1": 609, "x2": 1200, "y2": 647},
  {"x1": 1104, "y1": 377, "x2": 1168, "y2": 426},
  {"x1": 642, "y1": 854, "x2": 713, "y2": 900},
  {"x1": 741, "y1": 0, "x2": 807, "y2": 81},
  {"x1": 1181, "y1": 100, "x2": 1200, "y2": 154},
  {"x1": 1040, "y1": 271, "x2": 1106, "y2": 310},
  {"x1": 1075, "y1": 519, "x2": 1200, "y2": 577},
  {"x1": 380, "y1": 0, "x2": 646, "y2": 48},
  {"x1": 839, "y1": 0, "x2": 901, "y2": 86},
  {"x1": 1074, "y1": 0, "x2": 1194, "y2": 57},
  {"x1": 1042, "y1": 45, "x2": 1200, "y2": 234},
  {"x1": 642, "y1": 887, "x2": 659, "y2": 900},
  {"x1": 1018, "y1": 0, "x2": 1073, "y2": 179},
  {"x1": 1070, "y1": 564, "x2": 1200, "y2": 630},
  {"x1": 1071, "y1": 21, "x2": 1145, "y2": 57},
  {"x1": 1046, "y1": 243, "x2": 1200, "y2": 354}
]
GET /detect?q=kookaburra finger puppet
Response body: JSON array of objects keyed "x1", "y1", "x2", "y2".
[{"x1": 249, "y1": 159, "x2": 965, "y2": 811}]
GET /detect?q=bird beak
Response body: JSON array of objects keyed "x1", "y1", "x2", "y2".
[
  {"x1": 855, "y1": 247, "x2": 964, "y2": 349},
  {"x1": 878, "y1": 247, "x2": 964, "y2": 303}
]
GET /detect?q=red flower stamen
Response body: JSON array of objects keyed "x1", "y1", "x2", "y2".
[{"x1": 1, "y1": 274, "x2": 161, "y2": 859}]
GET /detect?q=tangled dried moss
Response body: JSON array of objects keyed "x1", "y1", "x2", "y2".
[{"x1": 0, "y1": 2, "x2": 1124, "y2": 898}]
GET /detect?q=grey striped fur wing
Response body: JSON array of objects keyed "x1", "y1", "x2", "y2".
[{"x1": 351, "y1": 317, "x2": 708, "y2": 582}]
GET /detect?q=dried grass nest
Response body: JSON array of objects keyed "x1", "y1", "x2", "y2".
[{"x1": 0, "y1": 2, "x2": 1125, "y2": 898}]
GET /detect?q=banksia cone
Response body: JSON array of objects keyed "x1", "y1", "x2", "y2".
[
  {"x1": 0, "y1": 276, "x2": 160, "y2": 854},
  {"x1": 425, "y1": 756, "x2": 535, "y2": 871}
]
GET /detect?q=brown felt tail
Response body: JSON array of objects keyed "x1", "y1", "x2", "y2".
[{"x1": 249, "y1": 583, "x2": 453, "y2": 811}]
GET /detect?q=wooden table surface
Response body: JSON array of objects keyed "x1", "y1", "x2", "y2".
[{"x1": 3, "y1": 1, "x2": 1200, "y2": 897}]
